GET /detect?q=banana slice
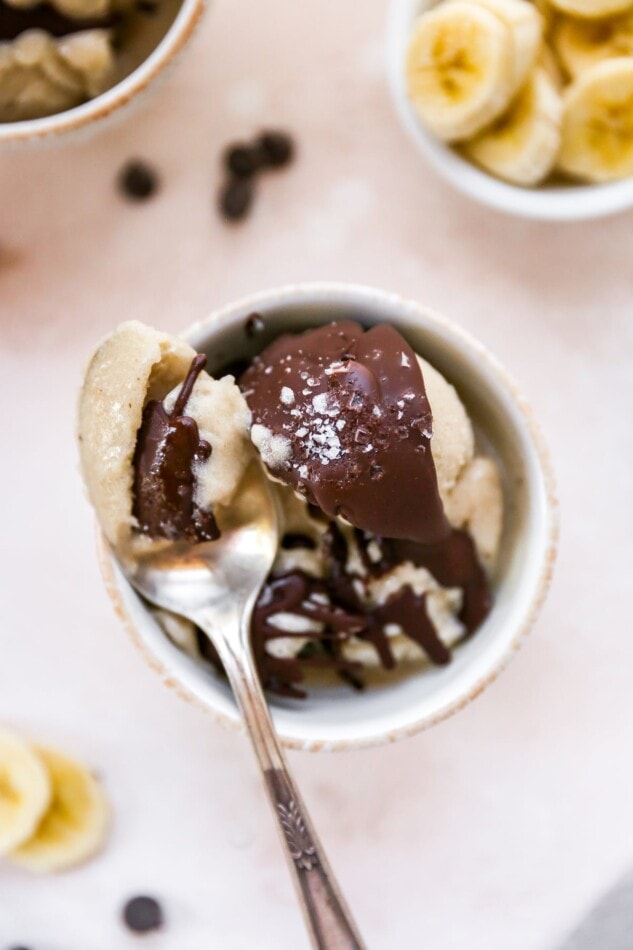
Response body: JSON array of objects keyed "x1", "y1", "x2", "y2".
[
  {"x1": 406, "y1": 1, "x2": 515, "y2": 141},
  {"x1": 548, "y1": 0, "x2": 632, "y2": 22},
  {"x1": 0, "y1": 732, "x2": 51, "y2": 855},
  {"x1": 463, "y1": 69, "x2": 562, "y2": 185},
  {"x1": 9, "y1": 747, "x2": 109, "y2": 873},
  {"x1": 450, "y1": 0, "x2": 543, "y2": 95},
  {"x1": 558, "y1": 57, "x2": 633, "y2": 181},
  {"x1": 553, "y1": 11, "x2": 633, "y2": 77}
]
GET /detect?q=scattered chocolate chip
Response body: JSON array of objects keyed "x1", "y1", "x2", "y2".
[
  {"x1": 136, "y1": 0, "x2": 159, "y2": 12},
  {"x1": 118, "y1": 160, "x2": 159, "y2": 202},
  {"x1": 122, "y1": 895, "x2": 164, "y2": 934},
  {"x1": 224, "y1": 144, "x2": 261, "y2": 178},
  {"x1": 219, "y1": 177, "x2": 254, "y2": 222},
  {"x1": 216, "y1": 128, "x2": 296, "y2": 223},
  {"x1": 245, "y1": 312, "x2": 265, "y2": 337},
  {"x1": 258, "y1": 130, "x2": 294, "y2": 168}
]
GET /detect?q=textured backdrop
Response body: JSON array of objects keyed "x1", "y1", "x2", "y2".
[{"x1": 1, "y1": 0, "x2": 633, "y2": 947}]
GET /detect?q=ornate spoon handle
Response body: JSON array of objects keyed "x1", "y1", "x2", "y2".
[{"x1": 197, "y1": 608, "x2": 365, "y2": 950}]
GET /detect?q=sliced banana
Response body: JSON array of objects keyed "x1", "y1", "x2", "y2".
[
  {"x1": 0, "y1": 732, "x2": 51, "y2": 856},
  {"x1": 464, "y1": 68, "x2": 562, "y2": 184},
  {"x1": 10, "y1": 747, "x2": 109, "y2": 873},
  {"x1": 548, "y1": 0, "x2": 632, "y2": 22},
  {"x1": 553, "y1": 11, "x2": 633, "y2": 77},
  {"x1": 450, "y1": 0, "x2": 543, "y2": 95},
  {"x1": 406, "y1": 1, "x2": 515, "y2": 141},
  {"x1": 558, "y1": 57, "x2": 633, "y2": 181}
]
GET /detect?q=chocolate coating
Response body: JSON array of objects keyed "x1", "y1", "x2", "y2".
[
  {"x1": 241, "y1": 321, "x2": 450, "y2": 544},
  {"x1": 132, "y1": 355, "x2": 219, "y2": 543}
]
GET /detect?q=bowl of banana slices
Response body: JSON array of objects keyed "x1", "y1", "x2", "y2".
[{"x1": 387, "y1": 0, "x2": 633, "y2": 219}]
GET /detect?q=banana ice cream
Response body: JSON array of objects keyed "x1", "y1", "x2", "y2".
[
  {"x1": 405, "y1": 0, "x2": 633, "y2": 186},
  {"x1": 78, "y1": 318, "x2": 503, "y2": 699},
  {"x1": 0, "y1": 0, "x2": 136, "y2": 121},
  {"x1": 78, "y1": 321, "x2": 252, "y2": 557}
]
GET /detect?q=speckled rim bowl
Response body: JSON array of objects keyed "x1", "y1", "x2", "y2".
[
  {"x1": 0, "y1": 0, "x2": 205, "y2": 146},
  {"x1": 99, "y1": 283, "x2": 558, "y2": 751},
  {"x1": 387, "y1": 0, "x2": 633, "y2": 221}
]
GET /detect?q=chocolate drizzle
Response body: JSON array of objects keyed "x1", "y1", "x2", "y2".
[
  {"x1": 132, "y1": 355, "x2": 219, "y2": 543},
  {"x1": 375, "y1": 532, "x2": 492, "y2": 635},
  {"x1": 184, "y1": 320, "x2": 493, "y2": 698},
  {"x1": 240, "y1": 321, "x2": 450, "y2": 544},
  {"x1": 0, "y1": 0, "x2": 118, "y2": 41},
  {"x1": 196, "y1": 519, "x2": 491, "y2": 698}
]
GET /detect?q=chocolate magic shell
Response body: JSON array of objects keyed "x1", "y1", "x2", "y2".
[
  {"x1": 132, "y1": 355, "x2": 219, "y2": 543},
  {"x1": 240, "y1": 321, "x2": 450, "y2": 544}
]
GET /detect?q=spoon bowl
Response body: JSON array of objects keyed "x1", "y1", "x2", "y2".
[{"x1": 128, "y1": 461, "x2": 279, "y2": 616}]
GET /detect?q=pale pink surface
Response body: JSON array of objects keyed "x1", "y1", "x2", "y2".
[{"x1": 1, "y1": 1, "x2": 632, "y2": 947}]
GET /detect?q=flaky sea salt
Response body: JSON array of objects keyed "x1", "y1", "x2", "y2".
[
  {"x1": 280, "y1": 386, "x2": 295, "y2": 406},
  {"x1": 251, "y1": 424, "x2": 291, "y2": 468}
]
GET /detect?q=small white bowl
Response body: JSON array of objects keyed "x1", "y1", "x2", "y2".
[
  {"x1": 99, "y1": 283, "x2": 558, "y2": 751},
  {"x1": 0, "y1": 0, "x2": 205, "y2": 147},
  {"x1": 387, "y1": 0, "x2": 633, "y2": 220}
]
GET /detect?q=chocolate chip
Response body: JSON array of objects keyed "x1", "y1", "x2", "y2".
[
  {"x1": 224, "y1": 144, "x2": 261, "y2": 178},
  {"x1": 245, "y1": 312, "x2": 264, "y2": 337},
  {"x1": 122, "y1": 895, "x2": 164, "y2": 933},
  {"x1": 258, "y1": 130, "x2": 294, "y2": 168},
  {"x1": 219, "y1": 177, "x2": 254, "y2": 222},
  {"x1": 136, "y1": 0, "x2": 159, "y2": 12},
  {"x1": 118, "y1": 160, "x2": 159, "y2": 201}
]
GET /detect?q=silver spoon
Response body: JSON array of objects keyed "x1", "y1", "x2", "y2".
[{"x1": 118, "y1": 461, "x2": 365, "y2": 950}]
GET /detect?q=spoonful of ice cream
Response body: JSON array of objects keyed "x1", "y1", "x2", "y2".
[{"x1": 77, "y1": 321, "x2": 364, "y2": 950}]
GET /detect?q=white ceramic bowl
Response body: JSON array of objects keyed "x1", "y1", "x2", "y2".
[
  {"x1": 0, "y1": 0, "x2": 205, "y2": 147},
  {"x1": 387, "y1": 0, "x2": 633, "y2": 220},
  {"x1": 99, "y1": 283, "x2": 558, "y2": 751}
]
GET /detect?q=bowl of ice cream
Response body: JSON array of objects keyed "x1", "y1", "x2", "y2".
[
  {"x1": 83, "y1": 283, "x2": 557, "y2": 751},
  {"x1": 387, "y1": 0, "x2": 633, "y2": 220},
  {"x1": 0, "y1": 0, "x2": 204, "y2": 145}
]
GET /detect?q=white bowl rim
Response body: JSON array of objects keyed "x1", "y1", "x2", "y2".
[
  {"x1": 0, "y1": 0, "x2": 205, "y2": 145},
  {"x1": 386, "y1": 0, "x2": 633, "y2": 221},
  {"x1": 99, "y1": 282, "x2": 559, "y2": 752}
]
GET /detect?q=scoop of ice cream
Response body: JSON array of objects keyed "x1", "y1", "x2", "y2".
[
  {"x1": 77, "y1": 321, "x2": 252, "y2": 555},
  {"x1": 0, "y1": 28, "x2": 114, "y2": 121},
  {"x1": 417, "y1": 355, "x2": 474, "y2": 500},
  {"x1": 417, "y1": 356, "x2": 503, "y2": 571},
  {"x1": 241, "y1": 321, "x2": 452, "y2": 545}
]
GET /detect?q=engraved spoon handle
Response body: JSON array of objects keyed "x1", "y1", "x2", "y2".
[{"x1": 196, "y1": 608, "x2": 365, "y2": 950}]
